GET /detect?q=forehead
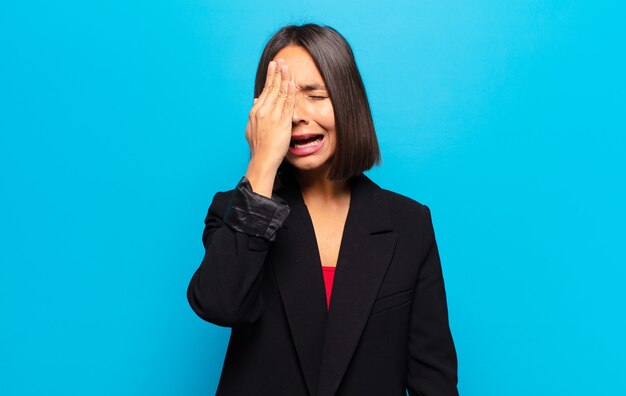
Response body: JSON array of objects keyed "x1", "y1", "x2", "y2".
[{"x1": 273, "y1": 46, "x2": 325, "y2": 88}]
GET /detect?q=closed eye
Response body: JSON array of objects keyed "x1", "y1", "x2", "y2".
[{"x1": 309, "y1": 95, "x2": 328, "y2": 100}]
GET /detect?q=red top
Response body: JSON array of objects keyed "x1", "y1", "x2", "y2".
[{"x1": 321, "y1": 266, "x2": 336, "y2": 310}]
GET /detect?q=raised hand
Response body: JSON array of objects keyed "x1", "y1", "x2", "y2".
[{"x1": 244, "y1": 59, "x2": 296, "y2": 198}]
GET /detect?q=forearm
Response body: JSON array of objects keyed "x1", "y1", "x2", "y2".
[{"x1": 187, "y1": 177, "x2": 289, "y2": 326}]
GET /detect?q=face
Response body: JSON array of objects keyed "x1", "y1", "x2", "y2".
[{"x1": 272, "y1": 46, "x2": 336, "y2": 175}]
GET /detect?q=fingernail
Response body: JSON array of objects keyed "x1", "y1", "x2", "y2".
[{"x1": 269, "y1": 61, "x2": 276, "y2": 68}]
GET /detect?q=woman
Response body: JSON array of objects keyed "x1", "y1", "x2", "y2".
[{"x1": 187, "y1": 24, "x2": 458, "y2": 396}]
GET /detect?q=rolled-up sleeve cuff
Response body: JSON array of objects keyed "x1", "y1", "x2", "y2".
[{"x1": 223, "y1": 176, "x2": 290, "y2": 241}]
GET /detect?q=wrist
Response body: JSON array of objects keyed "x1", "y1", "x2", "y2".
[{"x1": 245, "y1": 158, "x2": 278, "y2": 198}]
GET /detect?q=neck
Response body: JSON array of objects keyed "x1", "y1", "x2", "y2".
[{"x1": 294, "y1": 168, "x2": 350, "y2": 203}]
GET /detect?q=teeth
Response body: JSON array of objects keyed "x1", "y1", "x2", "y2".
[{"x1": 293, "y1": 137, "x2": 322, "y2": 148}]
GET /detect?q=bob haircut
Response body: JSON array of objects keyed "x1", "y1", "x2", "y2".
[{"x1": 254, "y1": 24, "x2": 381, "y2": 181}]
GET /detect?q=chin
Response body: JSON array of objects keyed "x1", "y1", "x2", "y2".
[{"x1": 286, "y1": 158, "x2": 330, "y2": 173}]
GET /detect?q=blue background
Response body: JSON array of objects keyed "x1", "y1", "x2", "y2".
[{"x1": 1, "y1": 1, "x2": 625, "y2": 395}]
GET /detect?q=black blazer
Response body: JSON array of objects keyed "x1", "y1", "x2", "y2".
[{"x1": 188, "y1": 173, "x2": 458, "y2": 396}]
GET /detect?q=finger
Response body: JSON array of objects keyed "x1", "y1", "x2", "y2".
[
  {"x1": 245, "y1": 118, "x2": 256, "y2": 152},
  {"x1": 245, "y1": 119, "x2": 251, "y2": 144},
  {"x1": 272, "y1": 63, "x2": 291, "y2": 117},
  {"x1": 257, "y1": 59, "x2": 282, "y2": 108},
  {"x1": 260, "y1": 58, "x2": 283, "y2": 108},
  {"x1": 282, "y1": 80, "x2": 296, "y2": 119},
  {"x1": 255, "y1": 61, "x2": 276, "y2": 106},
  {"x1": 253, "y1": 98, "x2": 258, "y2": 104}
]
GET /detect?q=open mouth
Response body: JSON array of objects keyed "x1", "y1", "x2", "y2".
[{"x1": 290, "y1": 134, "x2": 324, "y2": 148}]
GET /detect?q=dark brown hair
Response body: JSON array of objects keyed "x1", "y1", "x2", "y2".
[{"x1": 254, "y1": 24, "x2": 381, "y2": 181}]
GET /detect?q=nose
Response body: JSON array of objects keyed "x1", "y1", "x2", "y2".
[{"x1": 291, "y1": 93, "x2": 309, "y2": 126}]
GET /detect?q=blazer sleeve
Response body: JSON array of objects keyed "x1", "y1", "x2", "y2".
[
  {"x1": 187, "y1": 176, "x2": 290, "y2": 327},
  {"x1": 407, "y1": 205, "x2": 459, "y2": 396}
]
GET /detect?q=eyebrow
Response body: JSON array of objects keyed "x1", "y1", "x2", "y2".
[{"x1": 298, "y1": 83, "x2": 327, "y2": 91}]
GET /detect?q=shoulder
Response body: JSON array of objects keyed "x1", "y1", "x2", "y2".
[
  {"x1": 362, "y1": 174, "x2": 432, "y2": 221},
  {"x1": 382, "y1": 188, "x2": 434, "y2": 232},
  {"x1": 360, "y1": 174, "x2": 435, "y2": 237},
  {"x1": 205, "y1": 188, "x2": 235, "y2": 220},
  {"x1": 212, "y1": 189, "x2": 235, "y2": 206},
  {"x1": 380, "y1": 188, "x2": 431, "y2": 217}
]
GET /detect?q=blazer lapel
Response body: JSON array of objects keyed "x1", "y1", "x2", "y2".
[
  {"x1": 270, "y1": 178, "x2": 328, "y2": 396},
  {"x1": 317, "y1": 174, "x2": 398, "y2": 396}
]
